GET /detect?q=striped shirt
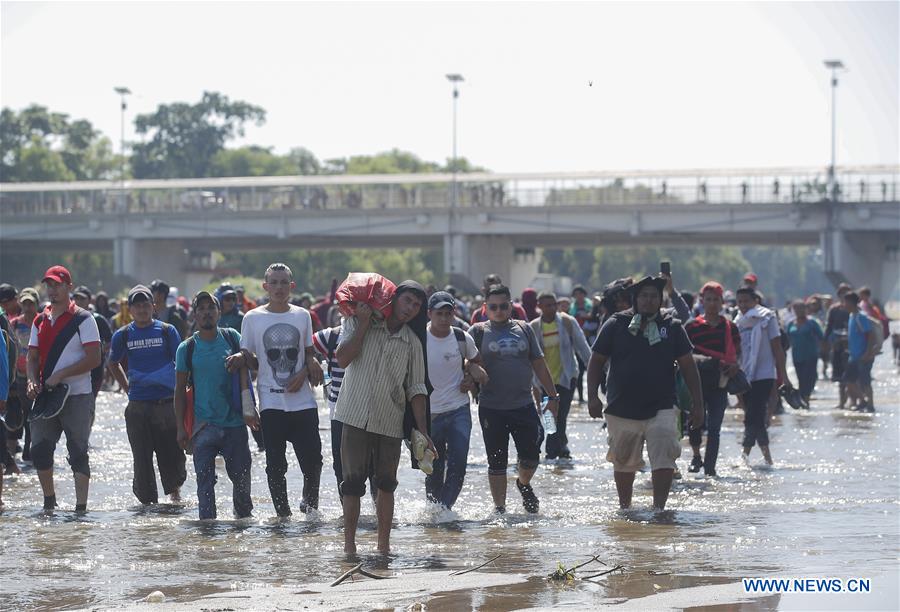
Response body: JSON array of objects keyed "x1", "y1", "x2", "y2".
[
  {"x1": 312, "y1": 326, "x2": 345, "y2": 420},
  {"x1": 333, "y1": 315, "x2": 428, "y2": 439},
  {"x1": 685, "y1": 317, "x2": 741, "y2": 356}
]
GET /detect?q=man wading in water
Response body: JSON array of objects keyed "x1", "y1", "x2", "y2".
[
  {"x1": 587, "y1": 276, "x2": 702, "y2": 510},
  {"x1": 334, "y1": 281, "x2": 435, "y2": 554}
]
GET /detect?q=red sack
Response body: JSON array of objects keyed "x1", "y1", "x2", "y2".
[{"x1": 336, "y1": 273, "x2": 397, "y2": 320}]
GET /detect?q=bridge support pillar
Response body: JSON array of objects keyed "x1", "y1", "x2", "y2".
[
  {"x1": 444, "y1": 234, "x2": 541, "y2": 297},
  {"x1": 822, "y1": 229, "x2": 900, "y2": 304},
  {"x1": 113, "y1": 238, "x2": 190, "y2": 292}
]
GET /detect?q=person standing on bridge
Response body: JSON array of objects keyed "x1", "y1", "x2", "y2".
[
  {"x1": 586, "y1": 276, "x2": 701, "y2": 510},
  {"x1": 238, "y1": 263, "x2": 324, "y2": 516},
  {"x1": 26, "y1": 266, "x2": 102, "y2": 513}
]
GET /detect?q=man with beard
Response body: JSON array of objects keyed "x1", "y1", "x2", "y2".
[
  {"x1": 334, "y1": 280, "x2": 435, "y2": 554},
  {"x1": 587, "y1": 276, "x2": 702, "y2": 510}
]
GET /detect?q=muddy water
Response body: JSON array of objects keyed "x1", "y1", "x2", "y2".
[{"x1": 2, "y1": 353, "x2": 897, "y2": 610}]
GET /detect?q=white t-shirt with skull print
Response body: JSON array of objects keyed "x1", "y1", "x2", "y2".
[{"x1": 241, "y1": 304, "x2": 317, "y2": 412}]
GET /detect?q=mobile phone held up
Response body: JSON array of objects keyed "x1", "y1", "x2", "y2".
[{"x1": 660, "y1": 261, "x2": 671, "y2": 275}]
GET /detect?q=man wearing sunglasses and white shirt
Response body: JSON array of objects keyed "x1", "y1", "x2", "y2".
[{"x1": 469, "y1": 284, "x2": 558, "y2": 514}]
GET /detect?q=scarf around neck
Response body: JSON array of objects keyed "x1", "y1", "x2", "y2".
[{"x1": 628, "y1": 313, "x2": 662, "y2": 345}]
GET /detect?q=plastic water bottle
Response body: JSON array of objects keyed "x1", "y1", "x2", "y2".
[
  {"x1": 320, "y1": 360, "x2": 332, "y2": 386},
  {"x1": 541, "y1": 396, "x2": 557, "y2": 435}
]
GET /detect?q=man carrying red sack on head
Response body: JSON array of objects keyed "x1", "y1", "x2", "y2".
[{"x1": 333, "y1": 278, "x2": 435, "y2": 554}]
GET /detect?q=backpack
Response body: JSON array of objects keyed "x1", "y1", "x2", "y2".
[
  {"x1": 856, "y1": 315, "x2": 884, "y2": 355},
  {"x1": 470, "y1": 319, "x2": 531, "y2": 354},
  {"x1": 452, "y1": 327, "x2": 467, "y2": 372},
  {"x1": 183, "y1": 328, "x2": 254, "y2": 429}
]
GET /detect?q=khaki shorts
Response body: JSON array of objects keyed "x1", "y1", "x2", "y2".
[{"x1": 605, "y1": 409, "x2": 681, "y2": 473}]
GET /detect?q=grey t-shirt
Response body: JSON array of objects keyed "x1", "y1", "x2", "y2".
[{"x1": 474, "y1": 320, "x2": 543, "y2": 410}]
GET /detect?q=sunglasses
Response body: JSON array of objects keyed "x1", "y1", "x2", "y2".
[
  {"x1": 487, "y1": 302, "x2": 510, "y2": 311},
  {"x1": 267, "y1": 348, "x2": 299, "y2": 362}
]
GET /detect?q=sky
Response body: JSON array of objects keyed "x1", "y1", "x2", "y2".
[{"x1": 1, "y1": 1, "x2": 898, "y2": 173}]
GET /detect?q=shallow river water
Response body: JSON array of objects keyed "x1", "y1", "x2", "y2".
[{"x1": 2, "y1": 352, "x2": 898, "y2": 611}]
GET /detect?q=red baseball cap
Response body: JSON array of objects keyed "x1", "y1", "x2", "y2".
[
  {"x1": 743, "y1": 273, "x2": 758, "y2": 283},
  {"x1": 700, "y1": 281, "x2": 724, "y2": 298},
  {"x1": 42, "y1": 265, "x2": 72, "y2": 285}
]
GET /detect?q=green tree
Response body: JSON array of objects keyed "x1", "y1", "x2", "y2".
[
  {"x1": 1, "y1": 105, "x2": 117, "y2": 182},
  {"x1": 210, "y1": 146, "x2": 297, "y2": 177},
  {"x1": 131, "y1": 91, "x2": 266, "y2": 179}
]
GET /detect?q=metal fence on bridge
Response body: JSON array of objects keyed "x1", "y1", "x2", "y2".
[{"x1": 1, "y1": 166, "x2": 897, "y2": 217}]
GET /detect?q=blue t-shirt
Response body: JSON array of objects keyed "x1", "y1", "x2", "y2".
[
  {"x1": 110, "y1": 321, "x2": 182, "y2": 401},
  {"x1": 848, "y1": 313, "x2": 873, "y2": 362},
  {"x1": 787, "y1": 319, "x2": 823, "y2": 364},
  {"x1": 175, "y1": 330, "x2": 243, "y2": 428}
]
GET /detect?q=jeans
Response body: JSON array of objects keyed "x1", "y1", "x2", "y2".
[
  {"x1": 260, "y1": 408, "x2": 323, "y2": 515},
  {"x1": 545, "y1": 380, "x2": 575, "y2": 458},
  {"x1": 794, "y1": 359, "x2": 818, "y2": 400},
  {"x1": 192, "y1": 424, "x2": 253, "y2": 520},
  {"x1": 688, "y1": 387, "x2": 728, "y2": 473},
  {"x1": 425, "y1": 405, "x2": 472, "y2": 509},
  {"x1": 124, "y1": 399, "x2": 186, "y2": 504},
  {"x1": 742, "y1": 379, "x2": 774, "y2": 449}
]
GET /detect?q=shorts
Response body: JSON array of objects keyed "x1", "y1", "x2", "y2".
[
  {"x1": 843, "y1": 359, "x2": 873, "y2": 386},
  {"x1": 605, "y1": 408, "x2": 680, "y2": 473},
  {"x1": 339, "y1": 423, "x2": 402, "y2": 497},
  {"x1": 478, "y1": 403, "x2": 543, "y2": 475}
]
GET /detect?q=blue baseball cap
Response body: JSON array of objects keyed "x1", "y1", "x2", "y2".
[{"x1": 428, "y1": 291, "x2": 456, "y2": 311}]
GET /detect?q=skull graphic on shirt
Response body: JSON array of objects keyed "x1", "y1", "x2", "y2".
[{"x1": 263, "y1": 323, "x2": 301, "y2": 387}]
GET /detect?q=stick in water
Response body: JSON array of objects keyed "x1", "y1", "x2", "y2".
[
  {"x1": 330, "y1": 563, "x2": 363, "y2": 587},
  {"x1": 582, "y1": 565, "x2": 625, "y2": 580},
  {"x1": 451, "y1": 553, "x2": 503, "y2": 577}
]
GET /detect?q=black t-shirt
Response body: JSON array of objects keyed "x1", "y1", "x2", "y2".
[{"x1": 592, "y1": 310, "x2": 693, "y2": 420}]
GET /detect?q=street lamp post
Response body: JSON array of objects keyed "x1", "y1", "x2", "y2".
[
  {"x1": 445, "y1": 73, "x2": 464, "y2": 275},
  {"x1": 446, "y1": 74, "x2": 464, "y2": 208},
  {"x1": 113, "y1": 87, "x2": 131, "y2": 181},
  {"x1": 823, "y1": 60, "x2": 844, "y2": 200}
]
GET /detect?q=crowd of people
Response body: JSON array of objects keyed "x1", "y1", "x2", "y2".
[{"x1": 0, "y1": 265, "x2": 892, "y2": 553}]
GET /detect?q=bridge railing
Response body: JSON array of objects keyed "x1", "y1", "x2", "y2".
[{"x1": 1, "y1": 166, "x2": 897, "y2": 216}]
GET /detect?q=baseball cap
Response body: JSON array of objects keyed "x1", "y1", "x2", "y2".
[
  {"x1": 743, "y1": 273, "x2": 758, "y2": 284},
  {"x1": 0, "y1": 283, "x2": 17, "y2": 302},
  {"x1": 42, "y1": 265, "x2": 72, "y2": 285},
  {"x1": 428, "y1": 290, "x2": 456, "y2": 311},
  {"x1": 73, "y1": 285, "x2": 92, "y2": 300},
  {"x1": 699, "y1": 281, "x2": 724, "y2": 298},
  {"x1": 128, "y1": 285, "x2": 153, "y2": 305},
  {"x1": 18, "y1": 288, "x2": 39, "y2": 304},
  {"x1": 149, "y1": 279, "x2": 170, "y2": 296},
  {"x1": 192, "y1": 290, "x2": 220, "y2": 310}
]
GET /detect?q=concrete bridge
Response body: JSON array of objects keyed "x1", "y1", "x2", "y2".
[{"x1": 2, "y1": 165, "x2": 898, "y2": 300}]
